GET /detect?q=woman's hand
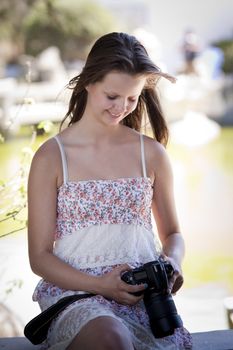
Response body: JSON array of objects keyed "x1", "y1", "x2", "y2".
[
  {"x1": 160, "y1": 255, "x2": 184, "y2": 294},
  {"x1": 96, "y1": 264, "x2": 147, "y2": 305}
]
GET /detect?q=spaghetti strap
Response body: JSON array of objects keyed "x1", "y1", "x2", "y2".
[
  {"x1": 54, "y1": 135, "x2": 68, "y2": 184},
  {"x1": 140, "y1": 134, "x2": 147, "y2": 178}
]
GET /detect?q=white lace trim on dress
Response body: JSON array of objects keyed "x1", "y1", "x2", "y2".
[{"x1": 53, "y1": 223, "x2": 161, "y2": 269}]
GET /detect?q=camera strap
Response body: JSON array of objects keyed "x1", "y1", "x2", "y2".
[{"x1": 24, "y1": 293, "x2": 95, "y2": 345}]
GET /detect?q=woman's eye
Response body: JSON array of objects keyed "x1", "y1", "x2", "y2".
[
  {"x1": 106, "y1": 96, "x2": 137, "y2": 103},
  {"x1": 107, "y1": 96, "x2": 117, "y2": 100}
]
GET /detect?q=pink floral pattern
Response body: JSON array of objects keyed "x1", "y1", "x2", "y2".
[{"x1": 55, "y1": 177, "x2": 153, "y2": 239}]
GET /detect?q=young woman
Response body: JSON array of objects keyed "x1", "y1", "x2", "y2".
[{"x1": 28, "y1": 32, "x2": 192, "y2": 349}]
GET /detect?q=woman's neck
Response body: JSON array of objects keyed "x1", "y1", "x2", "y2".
[{"x1": 70, "y1": 114, "x2": 124, "y2": 143}]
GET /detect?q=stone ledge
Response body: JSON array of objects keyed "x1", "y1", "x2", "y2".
[
  {"x1": 0, "y1": 337, "x2": 40, "y2": 350},
  {"x1": 191, "y1": 330, "x2": 233, "y2": 349},
  {"x1": 0, "y1": 330, "x2": 233, "y2": 349}
]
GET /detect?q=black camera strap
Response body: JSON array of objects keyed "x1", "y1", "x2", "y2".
[{"x1": 24, "y1": 293, "x2": 95, "y2": 345}]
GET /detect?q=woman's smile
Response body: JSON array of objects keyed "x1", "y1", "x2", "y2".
[{"x1": 108, "y1": 110, "x2": 124, "y2": 119}]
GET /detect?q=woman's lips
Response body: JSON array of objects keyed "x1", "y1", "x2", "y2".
[{"x1": 109, "y1": 111, "x2": 122, "y2": 119}]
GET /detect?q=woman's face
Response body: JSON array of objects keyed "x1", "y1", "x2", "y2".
[{"x1": 85, "y1": 71, "x2": 147, "y2": 126}]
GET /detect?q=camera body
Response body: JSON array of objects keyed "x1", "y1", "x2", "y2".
[{"x1": 121, "y1": 259, "x2": 183, "y2": 338}]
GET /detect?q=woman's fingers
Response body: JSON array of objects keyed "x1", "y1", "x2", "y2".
[
  {"x1": 120, "y1": 292, "x2": 143, "y2": 305},
  {"x1": 116, "y1": 264, "x2": 132, "y2": 275},
  {"x1": 171, "y1": 274, "x2": 184, "y2": 294},
  {"x1": 104, "y1": 264, "x2": 147, "y2": 304},
  {"x1": 124, "y1": 281, "x2": 147, "y2": 293},
  {"x1": 159, "y1": 254, "x2": 184, "y2": 294}
]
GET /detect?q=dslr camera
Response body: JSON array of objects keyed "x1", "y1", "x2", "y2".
[{"x1": 121, "y1": 258, "x2": 183, "y2": 338}]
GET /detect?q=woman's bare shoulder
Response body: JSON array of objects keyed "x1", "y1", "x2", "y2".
[
  {"x1": 142, "y1": 134, "x2": 167, "y2": 159},
  {"x1": 30, "y1": 136, "x2": 61, "y2": 175},
  {"x1": 33, "y1": 136, "x2": 58, "y2": 158},
  {"x1": 142, "y1": 134, "x2": 172, "y2": 181}
]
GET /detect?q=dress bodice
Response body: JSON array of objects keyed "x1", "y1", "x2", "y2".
[
  {"x1": 52, "y1": 134, "x2": 160, "y2": 270},
  {"x1": 55, "y1": 177, "x2": 153, "y2": 239},
  {"x1": 53, "y1": 176, "x2": 160, "y2": 269}
]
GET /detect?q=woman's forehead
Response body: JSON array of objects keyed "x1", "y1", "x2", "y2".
[{"x1": 101, "y1": 71, "x2": 147, "y2": 94}]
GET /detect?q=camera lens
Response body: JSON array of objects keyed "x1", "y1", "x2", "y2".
[{"x1": 144, "y1": 293, "x2": 183, "y2": 338}]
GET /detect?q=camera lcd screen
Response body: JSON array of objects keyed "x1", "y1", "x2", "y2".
[{"x1": 135, "y1": 271, "x2": 147, "y2": 280}]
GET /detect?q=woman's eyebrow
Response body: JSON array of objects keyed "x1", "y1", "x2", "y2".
[
  {"x1": 105, "y1": 91, "x2": 118, "y2": 95},
  {"x1": 104, "y1": 91, "x2": 139, "y2": 98}
]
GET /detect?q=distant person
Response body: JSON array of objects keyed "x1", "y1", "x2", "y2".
[
  {"x1": 180, "y1": 29, "x2": 201, "y2": 75},
  {"x1": 27, "y1": 32, "x2": 192, "y2": 349},
  {"x1": 4, "y1": 56, "x2": 23, "y2": 79}
]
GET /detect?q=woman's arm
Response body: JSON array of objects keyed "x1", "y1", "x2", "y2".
[
  {"x1": 27, "y1": 139, "x2": 97, "y2": 292},
  {"x1": 147, "y1": 139, "x2": 185, "y2": 293},
  {"x1": 27, "y1": 138, "x2": 145, "y2": 304}
]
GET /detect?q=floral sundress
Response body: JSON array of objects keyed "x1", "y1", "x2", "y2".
[{"x1": 32, "y1": 134, "x2": 192, "y2": 350}]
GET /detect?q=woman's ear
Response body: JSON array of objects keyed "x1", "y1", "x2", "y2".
[{"x1": 85, "y1": 83, "x2": 95, "y2": 93}]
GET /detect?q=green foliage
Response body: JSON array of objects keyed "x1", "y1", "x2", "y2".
[
  {"x1": 212, "y1": 38, "x2": 233, "y2": 74},
  {"x1": 0, "y1": 128, "x2": 56, "y2": 238},
  {"x1": 0, "y1": 136, "x2": 34, "y2": 238},
  {"x1": 0, "y1": 44, "x2": 59, "y2": 238},
  {"x1": 4, "y1": 279, "x2": 23, "y2": 296},
  {"x1": 0, "y1": 133, "x2": 4, "y2": 143},
  {"x1": 0, "y1": 0, "x2": 116, "y2": 59},
  {"x1": 23, "y1": 0, "x2": 116, "y2": 60},
  {"x1": 0, "y1": 0, "x2": 39, "y2": 42},
  {"x1": 37, "y1": 120, "x2": 54, "y2": 133}
]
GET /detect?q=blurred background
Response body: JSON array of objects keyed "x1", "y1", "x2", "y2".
[{"x1": 0, "y1": 0, "x2": 233, "y2": 337}]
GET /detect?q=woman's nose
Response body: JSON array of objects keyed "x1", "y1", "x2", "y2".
[{"x1": 113, "y1": 100, "x2": 128, "y2": 114}]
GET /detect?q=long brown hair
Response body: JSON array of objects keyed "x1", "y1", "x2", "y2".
[{"x1": 61, "y1": 32, "x2": 175, "y2": 146}]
